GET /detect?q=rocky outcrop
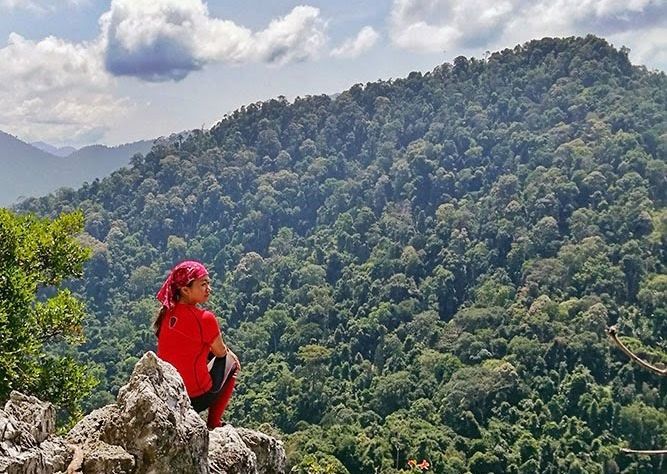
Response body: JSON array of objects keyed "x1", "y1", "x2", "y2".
[
  {"x1": 0, "y1": 352, "x2": 286, "y2": 474},
  {"x1": 66, "y1": 351, "x2": 210, "y2": 474},
  {"x1": 236, "y1": 428, "x2": 286, "y2": 474},
  {"x1": 0, "y1": 392, "x2": 74, "y2": 474}
]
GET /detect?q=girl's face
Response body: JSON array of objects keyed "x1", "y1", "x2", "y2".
[{"x1": 180, "y1": 276, "x2": 211, "y2": 305}]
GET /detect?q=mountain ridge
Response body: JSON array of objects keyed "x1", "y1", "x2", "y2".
[
  {"x1": 31, "y1": 141, "x2": 78, "y2": 157},
  {"x1": 0, "y1": 131, "x2": 154, "y2": 205}
]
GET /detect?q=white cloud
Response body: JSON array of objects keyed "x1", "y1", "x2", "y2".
[
  {"x1": 252, "y1": 6, "x2": 327, "y2": 65},
  {"x1": 331, "y1": 26, "x2": 379, "y2": 58},
  {"x1": 388, "y1": 0, "x2": 666, "y2": 67},
  {"x1": 1, "y1": 0, "x2": 42, "y2": 12},
  {"x1": 608, "y1": 26, "x2": 667, "y2": 70},
  {"x1": 390, "y1": 0, "x2": 514, "y2": 52},
  {"x1": 0, "y1": 0, "x2": 330, "y2": 143},
  {"x1": 101, "y1": 0, "x2": 327, "y2": 81},
  {"x1": 1, "y1": 0, "x2": 88, "y2": 13},
  {"x1": 0, "y1": 33, "x2": 128, "y2": 144}
]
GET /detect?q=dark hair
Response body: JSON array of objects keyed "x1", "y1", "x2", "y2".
[{"x1": 153, "y1": 283, "x2": 192, "y2": 337}]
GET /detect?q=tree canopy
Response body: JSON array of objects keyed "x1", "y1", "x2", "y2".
[{"x1": 0, "y1": 209, "x2": 96, "y2": 422}]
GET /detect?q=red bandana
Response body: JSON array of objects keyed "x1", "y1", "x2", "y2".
[{"x1": 156, "y1": 260, "x2": 209, "y2": 309}]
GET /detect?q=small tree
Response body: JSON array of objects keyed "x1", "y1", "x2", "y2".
[{"x1": 0, "y1": 209, "x2": 96, "y2": 422}]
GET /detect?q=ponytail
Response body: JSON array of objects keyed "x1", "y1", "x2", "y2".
[
  {"x1": 154, "y1": 306, "x2": 169, "y2": 337},
  {"x1": 153, "y1": 287, "x2": 184, "y2": 337}
]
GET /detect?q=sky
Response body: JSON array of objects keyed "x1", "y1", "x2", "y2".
[{"x1": 0, "y1": 0, "x2": 665, "y2": 148}]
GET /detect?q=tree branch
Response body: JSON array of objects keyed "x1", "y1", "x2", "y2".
[
  {"x1": 66, "y1": 445, "x2": 83, "y2": 473},
  {"x1": 606, "y1": 326, "x2": 667, "y2": 377},
  {"x1": 620, "y1": 448, "x2": 667, "y2": 455},
  {"x1": 607, "y1": 326, "x2": 667, "y2": 456}
]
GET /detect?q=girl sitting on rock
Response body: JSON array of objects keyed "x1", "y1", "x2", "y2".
[{"x1": 154, "y1": 260, "x2": 240, "y2": 429}]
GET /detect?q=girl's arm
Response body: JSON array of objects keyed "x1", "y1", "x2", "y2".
[
  {"x1": 210, "y1": 334, "x2": 228, "y2": 357},
  {"x1": 210, "y1": 333, "x2": 241, "y2": 369}
]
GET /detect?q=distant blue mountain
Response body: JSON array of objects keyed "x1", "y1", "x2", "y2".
[
  {"x1": 0, "y1": 131, "x2": 154, "y2": 206},
  {"x1": 31, "y1": 141, "x2": 78, "y2": 157}
]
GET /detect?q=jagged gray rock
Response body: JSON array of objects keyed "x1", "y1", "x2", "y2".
[
  {"x1": 0, "y1": 351, "x2": 286, "y2": 474},
  {"x1": 0, "y1": 393, "x2": 73, "y2": 474},
  {"x1": 236, "y1": 428, "x2": 286, "y2": 474},
  {"x1": 209, "y1": 426, "x2": 257, "y2": 474},
  {"x1": 4, "y1": 392, "x2": 56, "y2": 444},
  {"x1": 68, "y1": 351, "x2": 210, "y2": 473},
  {"x1": 79, "y1": 441, "x2": 135, "y2": 473}
]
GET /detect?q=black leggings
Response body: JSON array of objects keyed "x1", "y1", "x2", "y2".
[{"x1": 190, "y1": 355, "x2": 235, "y2": 412}]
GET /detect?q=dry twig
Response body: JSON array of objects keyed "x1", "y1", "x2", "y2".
[
  {"x1": 607, "y1": 326, "x2": 667, "y2": 457},
  {"x1": 620, "y1": 448, "x2": 667, "y2": 455},
  {"x1": 606, "y1": 326, "x2": 667, "y2": 377},
  {"x1": 66, "y1": 445, "x2": 84, "y2": 473}
]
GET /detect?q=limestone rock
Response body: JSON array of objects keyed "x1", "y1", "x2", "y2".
[
  {"x1": 207, "y1": 426, "x2": 287, "y2": 474},
  {"x1": 66, "y1": 406, "x2": 136, "y2": 474},
  {"x1": 236, "y1": 428, "x2": 286, "y2": 474},
  {"x1": 0, "y1": 396, "x2": 73, "y2": 474},
  {"x1": 1, "y1": 351, "x2": 286, "y2": 474},
  {"x1": 69, "y1": 351, "x2": 209, "y2": 473},
  {"x1": 80, "y1": 441, "x2": 135, "y2": 474},
  {"x1": 208, "y1": 425, "x2": 257, "y2": 474},
  {"x1": 4, "y1": 391, "x2": 56, "y2": 443},
  {"x1": 66, "y1": 405, "x2": 121, "y2": 446},
  {"x1": 1, "y1": 407, "x2": 37, "y2": 458}
]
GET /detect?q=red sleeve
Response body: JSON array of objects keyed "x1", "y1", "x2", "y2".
[{"x1": 201, "y1": 311, "x2": 221, "y2": 345}]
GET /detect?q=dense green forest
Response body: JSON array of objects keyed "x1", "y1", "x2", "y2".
[{"x1": 14, "y1": 35, "x2": 667, "y2": 473}]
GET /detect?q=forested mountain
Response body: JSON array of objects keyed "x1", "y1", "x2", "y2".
[
  {"x1": 64, "y1": 140, "x2": 153, "y2": 163},
  {"x1": 0, "y1": 130, "x2": 63, "y2": 204},
  {"x1": 17, "y1": 36, "x2": 667, "y2": 473},
  {"x1": 0, "y1": 132, "x2": 153, "y2": 205}
]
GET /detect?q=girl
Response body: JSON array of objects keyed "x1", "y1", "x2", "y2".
[{"x1": 154, "y1": 260, "x2": 240, "y2": 429}]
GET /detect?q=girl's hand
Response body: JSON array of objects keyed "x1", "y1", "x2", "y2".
[{"x1": 228, "y1": 349, "x2": 241, "y2": 371}]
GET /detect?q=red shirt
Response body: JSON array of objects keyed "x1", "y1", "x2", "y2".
[{"x1": 157, "y1": 303, "x2": 221, "y2": 397}]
